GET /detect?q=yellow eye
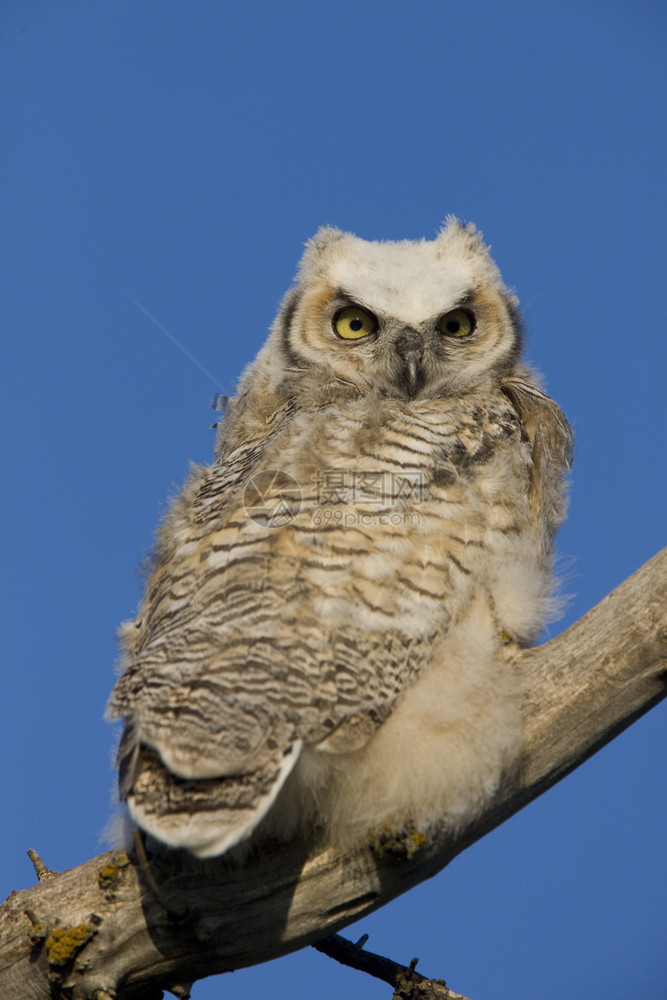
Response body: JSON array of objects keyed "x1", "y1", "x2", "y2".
[
  {"x1": 436, "y1": 308, "x2": 475, "y2": 338},
  {"x1": 333, "y1": 305, "x2": 378, "y2": 340}
]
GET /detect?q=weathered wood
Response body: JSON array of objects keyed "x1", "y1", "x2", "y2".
[{"x1": 1, "y1": 548, "x2": 665, "y2": 1000}]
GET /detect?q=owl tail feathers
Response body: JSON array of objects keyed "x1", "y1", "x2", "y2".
[{"x1": 122, "y1": 739, "x2": 303, "y2": 858}]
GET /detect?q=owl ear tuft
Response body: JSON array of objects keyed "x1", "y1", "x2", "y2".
[
  {"x1": 436, "y1": 217, "x2": 507, "y2": 289},
  {"x1": 296, "y1": 226, "x2": 346, "y2": 282},
  {"x1": 437, "y1": 216, "x2": 486, "y2": 253},
  {"x1": 302, "y1": 225, "x2": 344, "y2": 258},
  {"x1": 439, "y1": 214, "x2": 477, "y2": 238}
]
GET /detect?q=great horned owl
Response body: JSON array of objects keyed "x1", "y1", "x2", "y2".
[{"x1": 108, "y1": 219, "x2": 572, "y2": 858}]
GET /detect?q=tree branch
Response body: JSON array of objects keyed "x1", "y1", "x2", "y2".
[{"x1": 1, "y1": 549, "x2": 665, "y2": 1000}]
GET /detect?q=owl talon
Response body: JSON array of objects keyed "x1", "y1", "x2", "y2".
[{"x1": 368, "y1": 822, "x2": 427, "y2": 860}]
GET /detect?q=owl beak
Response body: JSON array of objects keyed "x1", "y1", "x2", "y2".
[{"x1": 395, "y1": 330, "x2": 426, "y2": 398}]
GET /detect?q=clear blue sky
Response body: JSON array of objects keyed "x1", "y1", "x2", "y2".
[{"x1": 1, "y1": 3, "x2": 665, "y2": 998}]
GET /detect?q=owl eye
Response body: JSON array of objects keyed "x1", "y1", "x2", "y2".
[
  {"x1": 436, "y1": 308, "x2": 475, "y2": 338},
  {"x1": 333, "y1": 305, "x2": 378, "y2": 340}
]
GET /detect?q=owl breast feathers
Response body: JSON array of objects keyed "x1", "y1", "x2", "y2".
[{"x1": 108, "y1": 219, "x2": 572, "y2": 858}]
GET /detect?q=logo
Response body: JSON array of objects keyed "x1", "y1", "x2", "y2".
[{"x1": 243, "y1": 470, "x2": 302, "y2": 527}]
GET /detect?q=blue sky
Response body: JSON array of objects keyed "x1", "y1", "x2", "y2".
[{"x1": 1, "y1": 2, "x2": 665, "y2": 998}]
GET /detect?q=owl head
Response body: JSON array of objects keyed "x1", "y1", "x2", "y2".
[{"x1": 245, "y1": 219, "x2": 523, "y2": 407}]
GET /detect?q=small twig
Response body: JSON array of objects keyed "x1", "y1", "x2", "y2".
[
  {"x1": 314, "y1": 931, "x2": 420, "y2": 987},
  {"x1": 26, "y1": 849, "x2": 59, "y2": 882},
  {"x1": 313, "y1": 933, "x2": 470, "y2": 999}
]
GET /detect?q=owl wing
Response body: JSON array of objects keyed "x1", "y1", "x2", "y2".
[
  {"x1": 111, "y1": 566, "x2": 412, "y2": 858},
  {"x1": 108, "y1": 405, "x2": 416, "y2": 857},
  {"x1": 501, "y1": 373, "x2": 573, "y2": 535}
]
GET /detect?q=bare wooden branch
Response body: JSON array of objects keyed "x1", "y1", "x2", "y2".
[{"x1": 1, "y1": 549, "x2": 665, "y2": 1000}]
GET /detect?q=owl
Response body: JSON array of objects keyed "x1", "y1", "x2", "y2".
[{"x1": 108, "y1": 219, "x2": 572, "y2": 858}]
